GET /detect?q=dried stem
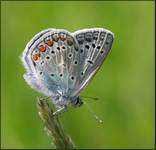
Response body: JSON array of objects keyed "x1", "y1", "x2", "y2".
[{"x1": 37, "y1": 97, "x2": 75, "y2": 149}]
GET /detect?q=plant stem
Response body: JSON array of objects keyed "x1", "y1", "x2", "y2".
[{"x1": 37, "y1": 97, "x2": 75, "y2": 149}]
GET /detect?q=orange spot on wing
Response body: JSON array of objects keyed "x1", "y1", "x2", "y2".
[
  {"x1": 46, "y1": 39, "x2": 54, "y2": 46},
  {"x1": 39, "y1": 45, "x2": 46, "y2": 52},
  {"x1": 60, "y1": 35, "x2": 66, "y2": 41},
  {"x1": 53, "y1": 35, "x2": 59, "y2": 42},
  {"x1": 32, "y1": 53, "x2": 40, "y2": 61}
]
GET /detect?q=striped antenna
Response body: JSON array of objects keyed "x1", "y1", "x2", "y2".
[{"x1": 83, "y1": 100, "x2": 103, "y2": 123}]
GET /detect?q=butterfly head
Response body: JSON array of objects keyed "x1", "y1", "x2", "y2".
[
  {"x1": 71, "y1": 96, "x2": 83, "y2": 107},
  {"x1": 52, "y1": 95, "x2": 83, "y2": 108}
]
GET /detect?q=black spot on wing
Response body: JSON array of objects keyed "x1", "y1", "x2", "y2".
[
  {"x1": 87, "y1": 60, "x2": 93, "y2": 64},
  {"x1": 85, "y1": 32, "x2": 92, "y2": 42},
  {"x1": 93, "y1": 31, "x2": 99, "y2": 40},
  {"x1": 85, "y1": 45, "x2": 90, "y2": 49},
  {"x1": 76, "y1": 33, "x2": 84, "y2": 44}
]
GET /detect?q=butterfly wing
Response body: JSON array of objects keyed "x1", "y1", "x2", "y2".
[
  {"x1": 21, "y1": 28, "x2": 80, "y2": 99},
  {"x1": 71, "y1": 28, "x2": 114, "y2": 96},
  {"x1": 22, "y1": 29, "x2": 54, "y2": 96},
  {"x1": 22, "y1": 28, "x2": 114, "y2": 106}
]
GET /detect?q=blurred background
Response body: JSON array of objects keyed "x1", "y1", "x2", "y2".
[{"x1": 1, "y1": 1, "x2": 154, "y2": 149}]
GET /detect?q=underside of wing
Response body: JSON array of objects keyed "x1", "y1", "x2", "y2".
[
  {"x1": 22, "y1": 29, "x2": 80, "y2": 97},
  {"x1": 71, "y1": 28, "x2": 114, "y2": 96},
  {"x1": 22, "y1": 28, "x2": 114, "y2": 100}
]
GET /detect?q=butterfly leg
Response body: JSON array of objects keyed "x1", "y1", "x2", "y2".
[{"x1": 53, "y1": 106, "x2": 67, "y2": 116}]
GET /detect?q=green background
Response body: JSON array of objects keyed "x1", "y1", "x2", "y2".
[{"x1": 1, "y1": 1, "x2": 155, "y2": 149}]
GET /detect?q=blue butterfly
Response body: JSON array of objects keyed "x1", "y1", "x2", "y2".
[{"x1": 21, "y1": 28, "x2": 114, "y2": 115}]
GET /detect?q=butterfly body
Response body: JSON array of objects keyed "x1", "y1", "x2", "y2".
[{"x1": 22, "y1": 28, "x2": 114, "y2": 110}]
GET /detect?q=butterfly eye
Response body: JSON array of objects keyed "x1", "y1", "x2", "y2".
[{"x1": 39, "y1": 72, "x2": 43, "y2": 75}]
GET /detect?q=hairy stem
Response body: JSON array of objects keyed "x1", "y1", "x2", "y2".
[{"x1": 37, "y1": 97, "x2": 75, "y2": 149}]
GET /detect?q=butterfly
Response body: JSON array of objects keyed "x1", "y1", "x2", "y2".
[{"x1": 21, "y1": 28, "x2": 114, "y2": 115}]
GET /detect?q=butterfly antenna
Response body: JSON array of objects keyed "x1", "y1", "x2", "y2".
[
  {"x1": 83, "y1": 100, "x2": 103, "y2": 124},
  {"x1": 81, "y1": 96, "x2": 99, "y2": 101}
]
